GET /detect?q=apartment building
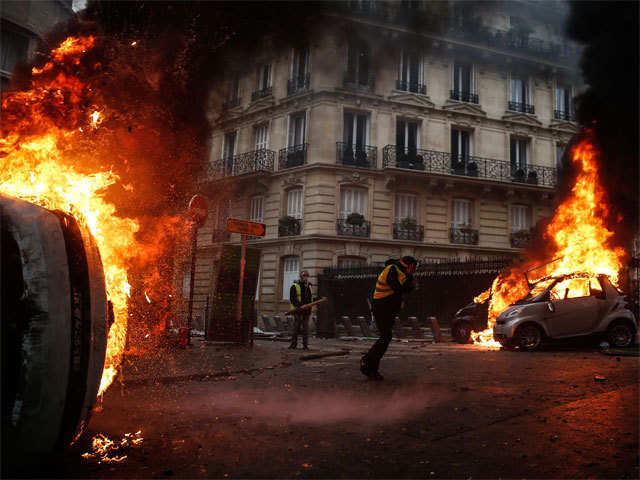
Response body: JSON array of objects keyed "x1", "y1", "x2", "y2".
[
  {"x1": 187, "y1": 0, "x2": 582, "y2": 322},
  {"x1": 1, "y1": 0, "x2": 74, "y2": 92}
]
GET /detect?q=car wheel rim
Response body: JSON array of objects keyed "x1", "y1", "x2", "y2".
[
  {"x1": 610, "y1": 325, "x2": 631, "y2": 347},
  {"x1": 520, "y1": 326, "x2": 540, "y2": 348}
]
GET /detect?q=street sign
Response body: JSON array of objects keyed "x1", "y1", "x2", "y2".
[
  {"x1": 188, "y1": 194, "x2": 208, "y2": 227},
  {"x1": 226, "y1": 218, "x2": 266, "y2": 237}
]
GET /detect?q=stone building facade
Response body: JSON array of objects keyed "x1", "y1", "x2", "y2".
[
  {"x1": 186, "y1": 1, "x2": 582, "y2": 325},
  {"x1": 1, "y1": 0, "x2": 74, "y2": 92}
]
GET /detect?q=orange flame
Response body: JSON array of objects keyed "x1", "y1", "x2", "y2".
[
  {"x1": 1, "y1": 35, "x2": 137, "y2": 394},
  {"x1": 472, "y1": 134, "x2": 625, "y2": 346}
]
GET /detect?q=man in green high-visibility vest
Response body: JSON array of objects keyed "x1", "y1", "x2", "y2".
[{"x1": 289, "y1": 270, "x2": 314, "y2": 350}]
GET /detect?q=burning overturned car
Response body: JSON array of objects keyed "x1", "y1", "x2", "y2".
[{"x1": 452, "y1": 271, "x2": 638, "y2": 350}]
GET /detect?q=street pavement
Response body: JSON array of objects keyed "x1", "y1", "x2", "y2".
[{"x1": 39, "y1": 337, "x2": 638, "y2": 479}]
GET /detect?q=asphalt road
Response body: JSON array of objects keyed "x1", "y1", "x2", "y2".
[{"x1": 39, "y1": 339, "x2": 639, "y2": 479}]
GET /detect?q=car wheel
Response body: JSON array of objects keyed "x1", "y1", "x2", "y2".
[
  {"x1": 452, "y1": 321, "x2": 472, "y2": 344},
  {"x1": 606, "y1": 321, "x2": 635, "y2": 348},
  {"x1": 515, "y1": 323, "x2": 542, "y2": 351}
]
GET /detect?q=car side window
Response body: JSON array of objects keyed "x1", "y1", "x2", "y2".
[
  {"x1": 550, "y1": 278, "x2": 590, "y2": 300},
  {"x1": 589, "y1": 277, "x2": 604, "y2": 297}
]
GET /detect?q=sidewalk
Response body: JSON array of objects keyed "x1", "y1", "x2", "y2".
[{"x1": 119, "y1": 335, "x2": 352, "y2": 387}]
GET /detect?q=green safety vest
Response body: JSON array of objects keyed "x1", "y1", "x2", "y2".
[{"x1": 290, "y1": 282, "x2": 312, "y2": 310}]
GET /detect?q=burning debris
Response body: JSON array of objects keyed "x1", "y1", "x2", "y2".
[
  {"x1": 471, "y1": 133, "x2": 626, "y2": 346},
  {"x1": 81, "y1": 431, "x2": 144, "y2": 464}
]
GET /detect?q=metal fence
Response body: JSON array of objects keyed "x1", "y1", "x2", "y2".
[{"x1": 317, "y1": 257, "x2": 512, "y2": 337}]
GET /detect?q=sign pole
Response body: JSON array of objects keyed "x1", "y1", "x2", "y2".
[
  {"x1": 236, "y1": 233, "x2": 247, "y2": 345},
  {"x1": 187, "y1": 222, "x2": 197, "y2": 346}
]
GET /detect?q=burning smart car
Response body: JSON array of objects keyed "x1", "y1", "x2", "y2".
[{"x1": 493, "y1": 273, "x2": 637, "y2": 350}]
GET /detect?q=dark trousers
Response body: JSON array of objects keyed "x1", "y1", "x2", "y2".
[
  {"x1": 290, "y1": 312, "x2": 310, "y2": 348},
  {"x1": 363, "y1": 299, "x2": 398, "y2": 372}
]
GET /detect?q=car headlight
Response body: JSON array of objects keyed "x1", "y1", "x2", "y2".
[{"x1": 504, "y1": 308, "x2": 523, "y2": 318}]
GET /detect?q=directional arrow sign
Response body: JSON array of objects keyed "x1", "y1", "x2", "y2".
[{"x1": 226, "y1": 218, "x2": 266, "y2": 237}]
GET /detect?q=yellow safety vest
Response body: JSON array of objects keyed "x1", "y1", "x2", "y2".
[
  {"x1": 373, "y1": 264, "x2": 407, "y2": 300},
  {"x1": 290, "y1": 282, "x2": 312, "y2": 310}
]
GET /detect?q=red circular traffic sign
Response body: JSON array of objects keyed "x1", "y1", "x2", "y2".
[{"x1": 188, "y1": 194, "x2": 208, "y2": 227}]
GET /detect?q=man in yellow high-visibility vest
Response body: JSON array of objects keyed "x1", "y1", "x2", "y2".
[
  {"x1": 289, "y1": 270, "x2": 313, "y2": 350},
  {"x1": 361, "y1": 256, "x2": 418, "y2": 380}
]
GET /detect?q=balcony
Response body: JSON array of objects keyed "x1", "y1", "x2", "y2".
[
  {"x1": 508, "y1": 101, "x2": 535, "y2": 114},
  {"x1": 450, "y1": 227, "x2": 479, "y2": 245},
  {"x1": 395, "y1": 79, "x2": 426, "y2": 95},
  {"x1": 510, "y1": 229, "x2": 533, "y2": 248},
  {"x1": 251, "y1": 87, "x2": 272, "y2": 102},
  {"x1": 336, "y1": 142, "x2": 376, "y2": 168},
  {"x1": 343, "y1": 71, "x2": 375, "y2": 92},
  {"x1": 554, "y1": 110, "x2": 576, "y2": 122},
  {"x1": 287, "y1": 73, "x2": 310, "y2": 95},
  {"x1": 337, "y1": 217, "x2": 370, "y2": 237},
  {"x1": 222, "y1": 97, "x2": 240, "y2": 110},
  {"x1": 393, "y1": 222, "x2": 424, "y2": 241},
  {"x1": 382, "y1": 145, "x2": 557, "y2": 187},
  {"x1": 450, "y1": 90, "x2": 479, "y2": 104},
  {"x1": 278, "y1": 217, "x2": 301, "y2": 237},
  {"x1": 206, "y1": 149, "x2": 275, "y2": 179},
  {"x1": 278, "y1": 144, "x2": 308, "y2": 170}
]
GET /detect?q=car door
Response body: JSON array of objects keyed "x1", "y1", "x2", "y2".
[{"x1": 545, "y1": 278, "x2": 599, "y2": 337}]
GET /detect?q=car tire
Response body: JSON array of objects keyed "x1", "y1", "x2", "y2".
[
  {"x1": 606, "y1": 320, "x2": 635, "y2": 348},
  {"x1": 515, "y1": 323, "x2": 542, "y2": 351},
  {"x1": 452, "y1": 321, "x2": 473, "y2": 344}
]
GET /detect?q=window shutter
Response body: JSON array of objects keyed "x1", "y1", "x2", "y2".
[
  {"x1": 250, "y1": 196, "x2": 264, "y2": 223},
  {"x1": 452, "y1": 199, "x2": 472, "y2": 227},
  {"x1": 287, "y1": 188, "x2": 303, "y2": 219}
]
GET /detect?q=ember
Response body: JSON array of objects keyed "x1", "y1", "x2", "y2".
[
  {"x1": 472, "y1": 133, "x2": 626, "y2": 345},
  {"x1": 81, "y1": 431, "x2": 143, "y2": 464}
]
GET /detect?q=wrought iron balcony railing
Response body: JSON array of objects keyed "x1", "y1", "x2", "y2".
[
  {"x1": 222, "y1": 97, "x2": 240, "y2": 110},
  {"x1": 278, "y1": 217, "x2": 301, "y2": 237},
  {"x1": 510, "y1": 229, "x2": 533, "y2": 248},
  {"x1": 343, "y1": 71, "x2": 375, "y2": 92},
  {"x1": 206, "y1": 149, "x2": 275, "y2": 179},
  {"x1": 278, "y1": 143, "x2": 308, "y2": 170},
  {"x1": 450, "y1": 90, "x2": 479, "y2": 104},
  {"x1": 337, "y1": 217, "x2": 370, "y2": 237},
  {"x1": 554, "y1": 110, "x2": 576, "y2": 122},
  {"x1": 287, "y1": 73, "x2": 310, "y2": 95},
  {"x1": 336, "y1": 142, "x2": 377, "y2": 168},
  {"x1": 393, "y1": 222, "x2": 424, "y2": 241},
  {"x1": 508, "y1": 101, "x2": 535, "y2": 114},
  {"x1": 395, "y1": 79, "x2": 426, "y2": 95},
  {"x1": 251, "y1": 87, "x2": 273, "y2": 102},
  {"x1": 450, "y1": 227, "x2": 479, "y2": 245},
  {"x1": 382, "y1": 145, "x2": 557, "y2": 187}
]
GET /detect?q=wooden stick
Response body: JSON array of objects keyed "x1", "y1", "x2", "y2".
[{"x1": 284, "y1": 297, "x2": 328, "y2": 315}]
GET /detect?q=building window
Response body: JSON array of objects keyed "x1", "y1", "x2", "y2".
[
  {"x1": 289, "y1": 47, "x2": 310, "y2": 94},
  {"x1": 556, "y1": 143, "x2": 566, "y2": 170},
  {"x1": 555, "y1": 84, "x2": 573, "y2": 120},
  {"x1": 345, "y1": 40, "x2": 371, "y2": 88},
  {"x1": 288, "y1": 112, "x2": 306, "y2": 148},
  {"x1": 258, "y1": 63, "x2": 271, "y2": 90},
  {"x1": 340, "y1": 187, "x2": 367, "y2": 218},
  {"x1": 396, "y1": 118, "x2": 419, "y2": 154},
  {"x1": 451, "y1": 62, "x2": 477, "y2": 103},
  {"x1": 222, "y1": 131, "x2": 237, "y2": 175},
  {"x1": 287, "y1": 188, "x2": 303, "y2": 219},
  {"x1": 395, "y1": 193, "x2": 417, "y2": 221},
  {"x1": 338, "y1": 256, "x2": 366, "y2": 268},
  {"x1": 282, "y1": 256, "x2": 300, "y2": 300},
  {"x1": 509, "y1": 74, "x2": 533, "y2": 113},
  {"x1": 1, "y1": 29, "x2": 30, "y2": 76},
  {"x1": 212, "y1": 200, "x2": 231, "y2": 242},
  {"x1": 452, "y1": 198, "x2": 473, "y2": 227},
  {"x1": 250, "y1": 196, "x2": 264, "y2": 223},
  {"x1": 255, "y1": 123, "x2": 269, "y2": 150},
  {"x1": 451, "y1": 128, "x2": 472, "y2": 166},
  {"x1": 511, "y1": 204, "x2": 531, "y2": 232},
  {"x1": 510, "y1": 137, "x2": 528, "y2": 175},
  {"x1": 343, "y1": 112, "x2": 369, "y2": 149},
  {"x1": 397, "y1": 50, "x2": 425, "y2": 94}
]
